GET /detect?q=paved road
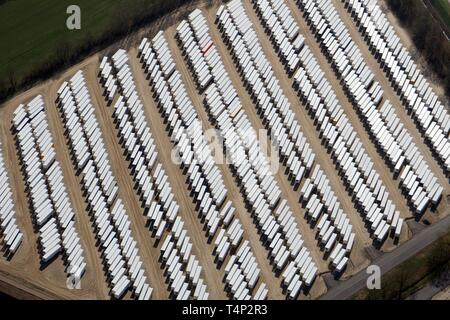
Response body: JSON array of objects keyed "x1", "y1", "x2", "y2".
[{"x1": 320, "y1": 215, "x2": 450, "y2": 300}]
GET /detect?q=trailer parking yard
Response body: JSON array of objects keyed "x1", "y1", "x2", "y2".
[{"x1": 0, "y1": 0, "x2": 449, "y2": 300}]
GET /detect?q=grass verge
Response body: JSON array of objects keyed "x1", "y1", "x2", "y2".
[{"x1": 354, "y1": 229, "x2": 450, "y2": 300}]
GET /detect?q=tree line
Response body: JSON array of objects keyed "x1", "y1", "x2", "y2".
[{"x1": 387, "y1": 0, "x2": 450, "y2": 97}]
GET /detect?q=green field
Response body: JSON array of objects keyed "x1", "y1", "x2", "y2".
[
  {"x1": 0, "y1": 0, "x2": 189, "y2": 102},
  {"x1": 430, "y1": 0, "x2": 450, "y2": 30}
]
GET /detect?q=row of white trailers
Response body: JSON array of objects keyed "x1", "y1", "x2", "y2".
[
  {"x1": 343, "y1": 0, "x2": 450, "y2": 174},
  {"x1": 13, "y1": 110, "x2": 59, "y2": 261},
  {"x1": 251, "y1": 0, "x2": 404, "y2": 239},
  {"x1": 225, "y1": 0, "x2": 354, "y2": 272},
  {"x1": 141, "y1": 38, "x2": 233, "y2": 240},
  {"x1": 341, "y1": 42, "x2": 437, "y2": 195},
  {"x1": 223, "y1": 241, "x2": 269, "y2": 300},
  {"x1": 214, "y1": 1, "x2": 319, "y2": 297},
  {"x1": 251, "y1": 0, "x2": 305, "y2": 75},
  {"x1": 301, "y1": 166, "x2": 355, "y2": 271},
  {"x1": 296, "y1": 0, "x2": 444, "y2": 216},
  {"x1": 180, "y1": 16, "x2": 316, "y2": 296},
  {"x1": 176, "y1": 17, "x2": 214, "y2": 91},
  {"x1": 12, "y1": 96, "x2": 86, "y2": 279},
  {"x1": 377, "y1": 102, "x2": 442, "y2": 209},
  {"x1": 303, "y1": 1, "x2": 450, "y2": 172},
  {"x1": 183, "y1": 2, "x2": 319, "y2": 296},
  {"x1": 57, "y1": 72, "x2": 152, "y2": 300},
  {"x1": 218, "y1": 0, "x2": 357, "y2": 274},
  {"x1": 359, "y1": 99, "x2": 444, "y2": 211},
  {"x1": 139, "y1": 32, "x2": 269, "y2": 299},
  {"x1": 100, "y1": 50, "x2": 211, "y2": 300},
  {"x1": 161, "y1": 231, "x2": 209, "y2": 300},
  {"x1": 294, "y1": 65, "x2": 403, "y2": 240},
  {"x1": 218, "y1": 2, "x2": 318, "y2": 194},
  {"x1": 254, "y1": 0, "x2": 373, "y2": 100},
  {"x1": 99, "y1": 57, "x2": 118, "y2": 103},
  {"x1": 295, "y1": 61, "x2": 399, "y2": 227},
  {"x1": 0, "y1": 142, "x2": 23, "y2": 255},
  {"x1": 308, "y1": 0, "x2": 442, "y2": 204},
  {"x1": 181, "y1": 13, "x2": 314, "y2": 192},
  {"x1": 58, "y1": 83, "x2": 119, "y2": 202}
]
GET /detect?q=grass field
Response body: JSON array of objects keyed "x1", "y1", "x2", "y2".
[
  {"x1": 430, "y1": 0, "x2": 450, "y2": 30},
  {"x1": 0, "y1": 0, "x2": 190, "y2": 102},
  {"x1": 0, "y1": 0, "x2": 113, "y2": 78}
]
